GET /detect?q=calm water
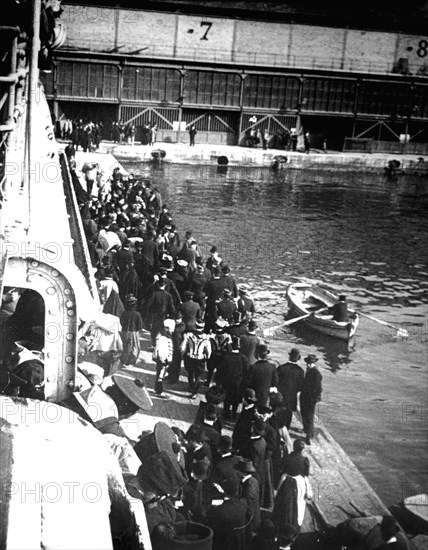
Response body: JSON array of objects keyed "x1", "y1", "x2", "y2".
[{"x1": 126, "y1": 161, "x2": 428, "y2": 507}]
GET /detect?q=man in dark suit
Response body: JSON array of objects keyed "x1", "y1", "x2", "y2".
[
  {"x1": 233, "y1": 388, "x2": 257, "y2": 455},
  {"x1": 328, "y1": 295, "x2": 349, "y2": 322},
  {"x1": 204, "y1": 481, "x2": 250, "y2": 550},
  {"x1": 146, "y1": 279, "x2": 175, "y2": 345},
  {"x1": 217, "y1": 336, "x2": 248, "y2": 420},
  {"x1": 248, "y1": 345, "x2": 278, "y2": 407},
  {"x1": 212, "y1": 435, "x2": 240, "y2": 493},
  {"x1": 179, "y1": 290, "x2": 201, "y2": 331},
  {"x1": 277, "y1": 347, "x2": 304, "y2": 430},
  {"x1": 300, "y1": 354, "x2": 322, "y2": 445}
]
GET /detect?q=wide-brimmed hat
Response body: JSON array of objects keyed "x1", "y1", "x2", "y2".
[
  {"x1": 223, "y1": 288, "x2": 232, "y2": 297},
  {"x1": 304, "y1": 354, "x2": 318, "y2": 364},
  {"x1": 236, "y1": 458, "x2": 256, "y2": 473},
  {"x1": 112, "y1": 374, "x2": 153, "y2": 411},
  {"x1": 238, "y1": 285, "x2": 248, "y2": 294},
  {"x1": 289, "y1": 347, "x2": 301, "y2": 362}
]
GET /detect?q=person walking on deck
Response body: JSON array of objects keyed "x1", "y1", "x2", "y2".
[{"x1": 181, "y1": 321, "x2": 212, "y2": 398}]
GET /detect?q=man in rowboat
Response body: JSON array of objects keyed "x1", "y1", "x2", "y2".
[{"x1": 326, "y1": 295, "x2": 349, "y2": 322}]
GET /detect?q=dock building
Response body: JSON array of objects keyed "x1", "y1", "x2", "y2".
[{"x1": 42, "y1": 0, "x2": 428, "y2": 152}]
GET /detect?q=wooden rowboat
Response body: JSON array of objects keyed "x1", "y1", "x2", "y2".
[
  {"x1": 286, "y1": 283, "x2": 359, "y2": 340},
  {"x1": 402, "y1": 494, "x2": 428, "y2": 533}
]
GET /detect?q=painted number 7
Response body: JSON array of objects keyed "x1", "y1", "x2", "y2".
[{"x1": 200, "y1": 22, "x2": 213, "y2": 40}]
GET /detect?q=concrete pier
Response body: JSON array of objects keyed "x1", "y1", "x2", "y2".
[{"x1": 94, "y1": 141, "x2": 428, "y2": 174}]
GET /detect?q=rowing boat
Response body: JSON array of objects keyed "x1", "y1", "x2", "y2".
[
  {"x1": 402, "y1": 494, "x2": 428, "y2": 534},
  {"x1": 286, "y1": 283, "x2": 359, "y2": 340}
]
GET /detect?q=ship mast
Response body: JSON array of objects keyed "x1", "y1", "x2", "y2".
[{"x1": 26, "y1": 0, "x2": 42, "y2": 234}]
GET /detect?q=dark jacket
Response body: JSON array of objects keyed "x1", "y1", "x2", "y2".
[
  {"x1": 283, "y1": 451, "x2": 310, "y2": 477},
  {"x1": 179, "y1": 299, "x2": 201, "y2": 331},
  {"x1": 277, "y1": 362, "x2": 305, "y2": 410},
  {"x1": 249, "y1": 360, "x2": 279, "y2": 406},
  {"x1": 239, "y1": 333, "x2": 260, "y2": 366},
  {"x1": 300, "y1": 367, "x2": 322, "y2": 406},
  {"x1": 233, "y1": 404, "x2": 256, "y2": 454},
  {"x1": 217, "y1": 351, "x2": 248, "y2": 401},
  {"x1": 205, "y1": 498, "x2": 250, "y2": 550},
  {"x1": 329, "y1": 300, "x2": 349, "y2": 322}
]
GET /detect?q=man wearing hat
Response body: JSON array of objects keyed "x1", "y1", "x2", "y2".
[
  {"x1": 204, "y1": 266, "x2": 227, "y2": 332},
  {"x1": 206, "y1": 320, "x2": 231, "y2": 387},
  {"x1": 233, "y1": 388, "x2": 257, "y2": 455},
  {"x1": 221, "y1": 265, "x2": 238, "y2": 297},
  {"x1": 216, "y1": 288, "x2": 237, "y2": 325},
  {"x1": 217, "y1": 336, "x2": 248, "y2": 420},
  {"x1": 159, "y1": 267, "x2": 182, "y2": 310},
  {"x1": 114, "y1": 239, "x2": 134, "y2": 278},
  {"x1": 237, "y1": 285, "x2": 256, "y2": 322},
  {"x1": 152, "y1": 319, "x2": 175, "y2": 398},
  {"x1": 146, "y1": 279, "x2": 176, "y2": 345},
  {"x1": 188, "y1": 261, "x2": 210, "y2": 315},
  {"x1": 204, "y1": 481, "x2": 250, "y2": 550},
  {"x1": 236, "y1": 458, "x2": 261, "y2": 534},
  {"x1": 277, "y1": 348, "x2": 304, "y2": 430},
  {"x1": 242, "y1": 418, "x2": 267, "y2": 500},
  {"x1": 212, "y1": 435, "x2": 239, "y2": 479},
  {"x1": 179, "y1": 290, "x2": 202, "y2": 331},
  {"x1": 328, "y1": 295, "x2": 349, "y2": 322},
  {"x1": 199, "y1": 403, "x2": 221, "y2": 458},
  {"x1": 182, "y1": 459, "x2": 211, "y2": 522},
  {"x1": 300, "y1": 354, "x2": 322, "y2": 445},
  {"x1": 167, "y1": 313, "x2": 186, "y2": 384},
  {"x1": 205, "y1": 245, "x2": 223, "y2": 274},
  {"x1": 248, "y1": 344, "x2": 279, "y2": 407},
  {"x1": 240, "y1": 320, "x2": 262, "y2": 367},
  {"x1": 181, "y1": 320, "x2": 212, "y2": 398}
]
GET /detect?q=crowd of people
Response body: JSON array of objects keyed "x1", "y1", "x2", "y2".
[
  {"x1": 0, "y1": 150, "x2": 409, "y2": 550},
  {"x1": 63, "y1": 152, "x2": 406, "y2": 550}
]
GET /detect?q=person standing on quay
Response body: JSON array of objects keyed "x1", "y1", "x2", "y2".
[
  {"x1": 248, "y1": 344, "x2": 278, "y2": 407},
  {"x1": 189, "y1": 124, "x2": 197, "y2": 146},
  {"x1": 181, "y1": 320, "x2": 212, "y2": 399},
  {"x1": 153, "y1": 319, "x2": 175, "y2": 398},
  {"x1": 276, "y1": 347, "x2": 304, "y2": 430},
  {"x1": 300, "y1": 354, "x2": 322, "y2": 445}
]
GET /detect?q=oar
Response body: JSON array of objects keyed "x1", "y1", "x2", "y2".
[
  {"x1": 262, "y1": 308, "x2": 325, "y2": 337},
  {"x1": 357, "y1": 311, "x2": 408, "y2": 338}
]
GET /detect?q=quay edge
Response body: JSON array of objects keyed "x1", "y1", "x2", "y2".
[{"x1": 95, "y1": 142, "x2": 428, "y2": 174}]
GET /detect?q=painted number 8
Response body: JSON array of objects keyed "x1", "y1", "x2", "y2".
[{"x1": 417, "y1": 40, "x2": 428, "y2": 58}]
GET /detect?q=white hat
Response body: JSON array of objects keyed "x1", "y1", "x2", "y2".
[{"x1": 163, "y1": 319, "x2": 176, "y2": 331}]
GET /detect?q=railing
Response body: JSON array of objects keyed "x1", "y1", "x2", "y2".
[{"x1": 60, "y1": 39, "x2": 428, "y2": 78}]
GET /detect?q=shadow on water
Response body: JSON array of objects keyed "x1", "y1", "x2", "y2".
[{"x1": 283, "y1": 317, "x2": 355, "y2": 373}]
